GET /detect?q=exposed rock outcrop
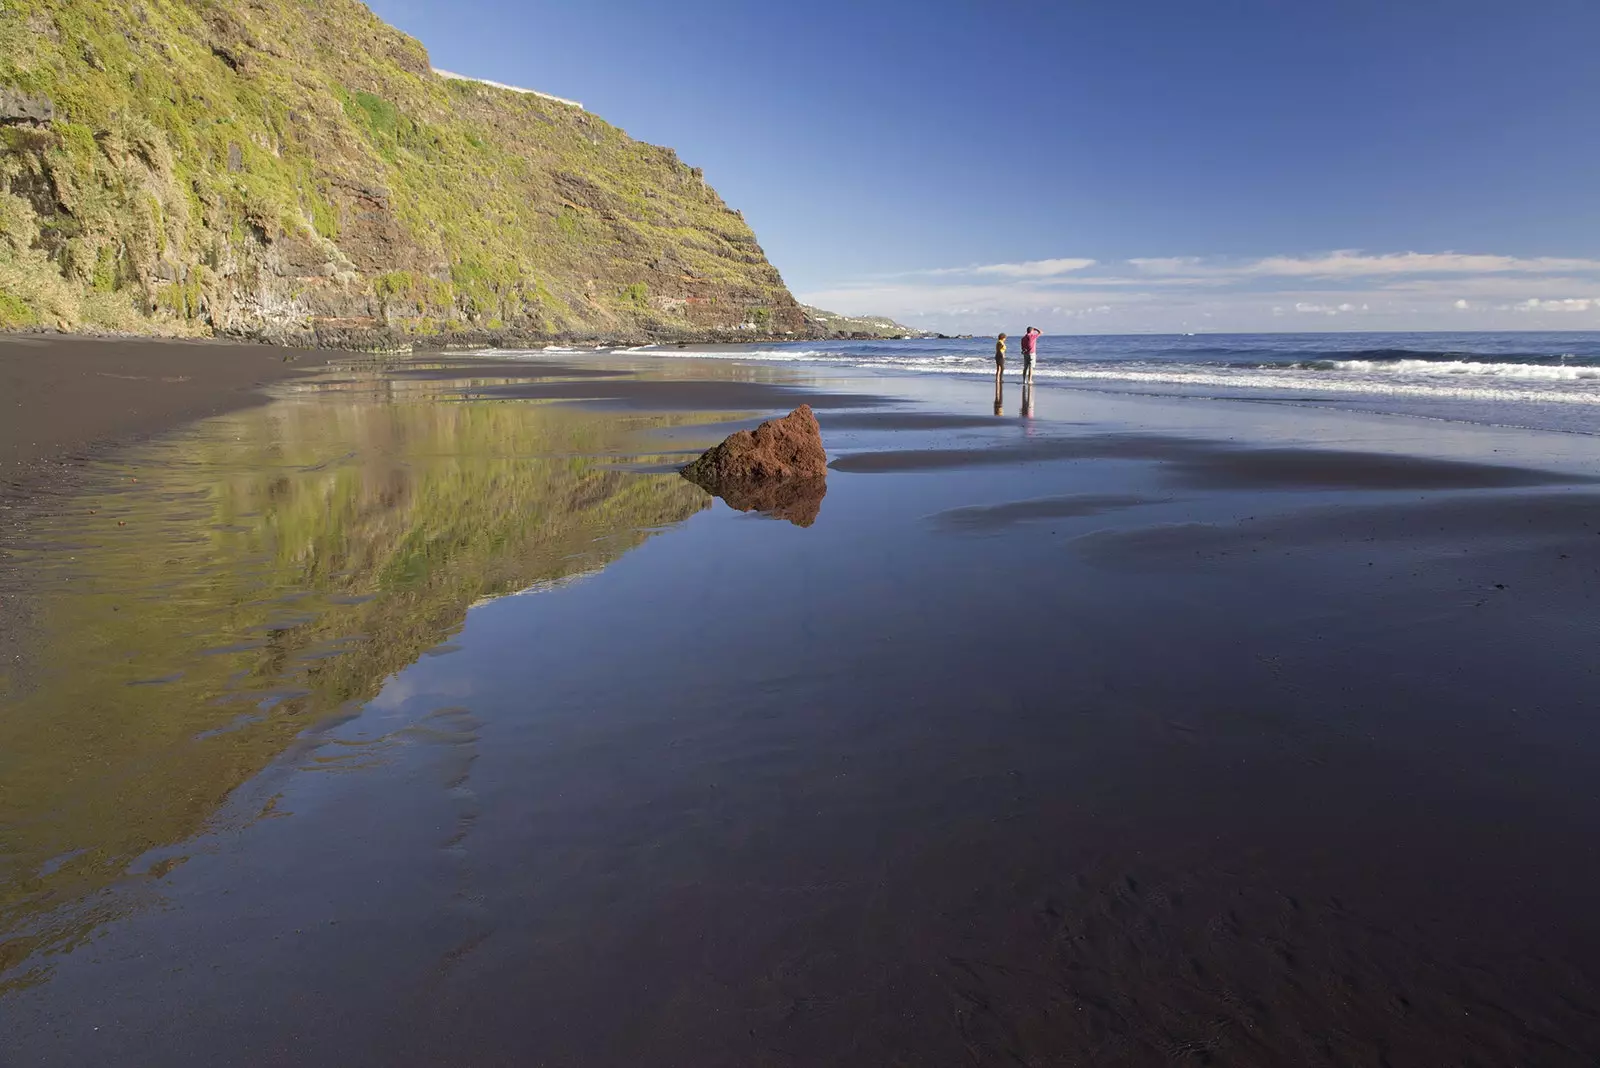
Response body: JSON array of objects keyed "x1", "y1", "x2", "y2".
[
  {"x1": 682, "y1": 405, "x2": 828, "y2": 526},
  {"x1": 0, "y1": 88, "x2": 53, "y2": 126},
  {"x1": 683, "y1": 405, "x2": 828, "y2": 483}
]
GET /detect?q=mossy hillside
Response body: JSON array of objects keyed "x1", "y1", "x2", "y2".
[{"x1": 0, "y1": 0, "x2": 805, "y2": 343}]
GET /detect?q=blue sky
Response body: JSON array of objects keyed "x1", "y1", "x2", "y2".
[{"x1": 367, "y1": 0, "x2": 1600, "y2": 333}]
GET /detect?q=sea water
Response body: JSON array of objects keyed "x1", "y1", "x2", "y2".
[{"x1": 621, "y1": 332, "x2": 1600, "y2": 435}]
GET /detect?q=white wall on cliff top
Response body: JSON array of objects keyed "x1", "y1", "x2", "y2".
[{"x1": 432, "y1": 69, "x2": 582, "y2": 109}]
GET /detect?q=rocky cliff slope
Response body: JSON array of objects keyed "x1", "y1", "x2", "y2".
[{"x1": 0, "y1": 0, "x2": 805, "y2": 346}]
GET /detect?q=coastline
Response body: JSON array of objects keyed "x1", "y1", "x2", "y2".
[
  {"x1": 0, "y1": 335, "x2": 341, "y2": 504},
  {"x1": 0, "y1": 336, "x2": 337, "y2": 695},
  {"x1": 3, "y1": 343, "x2": 1600, "y2": 1064},
  {"x1": 0, "y1": 324, "x2": 836, "y2": 363},
  {"x1": 615, "y1": 331, "x2": 1600, "y2": 439}
]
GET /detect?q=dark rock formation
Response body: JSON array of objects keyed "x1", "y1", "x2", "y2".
[
  {"x1": 681, "y1": 405, "x2": 828, "y2": 526},
  {"x1": 683, "y1": 405, "x2": 827, "y2": 484}
]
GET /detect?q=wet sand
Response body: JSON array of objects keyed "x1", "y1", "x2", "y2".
[
  {"x1": 3, "y1": 346, "x2": 1600, "y2": 1065},
  {"x1": 0, "y1": 336, "x2": 344, "y2": 694},
  {"x1": 461, "y1": 375, "x2": 894, "y2": 410},
  {"x1": 0, "y1": 336, "x2": 338, "y2": 496},
  {"x1": 831, "y1": 433, "x2": 1596, "y2": 489}
]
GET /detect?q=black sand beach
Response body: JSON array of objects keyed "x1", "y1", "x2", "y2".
[
  {"x1": 3, "y1": 342, "x2": 1599, "y2": 1066},
  {"x1": 0, "y1": 336, "x2": 339, "y2": 495}
]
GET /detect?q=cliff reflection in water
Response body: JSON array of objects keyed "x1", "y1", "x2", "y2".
[{"x1": 0, "y1": 375, "x2": 710, "y2": 986}]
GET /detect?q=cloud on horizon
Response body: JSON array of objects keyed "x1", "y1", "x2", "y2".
[
  {"x1": 1518, "y1": 297, "x2": 1597, "y2": 312},
  {"x1": 1130, "y1": 250, "x2": 1600, "y2": 279},
  {"x1": 801, "y1": 248, "x2": 1600, "y2": 333},
  {"x1": 925, "y1": 257, "x2": 1096, "y2": 278},
  {"x1": 969, "y1": 257, "x2": 1097, "y2": 278}
]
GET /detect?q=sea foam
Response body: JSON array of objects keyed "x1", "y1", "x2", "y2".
[{"x1": 1328, "y1": 359, "x2": 1600, "y2": 380}]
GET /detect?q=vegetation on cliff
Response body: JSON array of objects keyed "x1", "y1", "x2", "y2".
[
  {"x1": 801, "y1": 304, "x2": 930, "y2": 339},
  {"x1": 0, "y1": 0, "x2": 805, "y2": 344}
]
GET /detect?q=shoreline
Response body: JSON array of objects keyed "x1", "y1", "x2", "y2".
[
  {"x1": 4, "y1": 341, "x2": 1600, "y2": 1064},
  {"x1": 8, "y1": 333, "x2": 1598, "y2": 505},
  {"x1": 0, "y1": 336, "x2": 335, "y2": 693},
  {"x1": 614, "y1": 332, "x2": 1600, "y2": 439},
  {"x1": 0, "y1": 335, "x2": 344, "y2": 503},
  {"x1": 0, "y1": 324, "x2": 845, "y2": 358}
]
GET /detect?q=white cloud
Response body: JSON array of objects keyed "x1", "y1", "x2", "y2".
[
  {"x1": 929, "y1": 257, "x2": 1096, "y2": 278},
  {"x1": 1132, "y1": 250, "x2": 1600, "y2": 279},
  {"x1": 1254, "y1": 251, "x2": 1600, "y2": 277},
  {"x1": 1292, "y1": 301, "x2": 1367, "y2": 315},
  {"x1": 974, "y1": 257, "x2": 1097, "y2": 277},
  {"x1": 1516, "y1": 297, "x2": 1598, "y2": 312},
  {"x1": 799, "y1": 280, "x2": 1155, "y2": 322},
  {"x1": 1126, "y1": 256, "x2": 1204, "y2": 274},
  {"x1": 1385, "y1": 275, "x2": 1597, "y2": 298},
  {"x1": 801, "y1": 247, "x2": 1600, "y2": 333}
]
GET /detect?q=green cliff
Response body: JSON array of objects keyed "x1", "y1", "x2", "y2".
[{"x1": 0, "y1": 0, "x2": 805, "y2": 345}]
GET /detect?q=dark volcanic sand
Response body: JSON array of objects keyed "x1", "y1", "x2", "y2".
[
  {"x1": 0, "y1": 336, "x2": 336, "y2": 494},
  {"x1": 831, "y1": 434, "x2": 1596, "y2": 489},
  {"x1": 0, "y1": 336, "x2": 335, "y2": 691},
  {"x1": 3, "y1": 348, "x2": 1600, "y2": 1066}
]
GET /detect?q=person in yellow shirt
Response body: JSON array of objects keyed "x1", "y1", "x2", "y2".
[{"x1": 994, "y1": 332, "x2": 1008, "y2": 369}]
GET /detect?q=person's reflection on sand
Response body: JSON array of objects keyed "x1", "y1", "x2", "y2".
[
  {"x1": 994, "y1": 366, "x2": 1005, "y2": 416},
  {"x1": 1021, "y1": 380, "x2": 1035, "y2": 419}
]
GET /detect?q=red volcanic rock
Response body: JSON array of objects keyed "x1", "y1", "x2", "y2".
[
  {"x1": 681, "y1": 405, "x2": 828, "y2": 526},
  {"x1": 682, "y1": 404, "x2": 827, "y2": 484}
]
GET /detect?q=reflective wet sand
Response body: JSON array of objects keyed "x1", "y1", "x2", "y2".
[
  {"x1": 4, "y1": 351, "x2": 1600, "y2": 1065},
  {"x1": 1, "y1": 360, "x2": 716, "y2": 981}
]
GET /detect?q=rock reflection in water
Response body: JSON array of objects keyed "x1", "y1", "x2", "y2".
[
  {"x1": 694, "y1": 475, "x2": 828, "y2": 527},
  {"x1": 0, "y1": 372, "x2": 710, "y2": 988},
  {"x1": 678, "y1": 404, "x2": 829, "y2": 527}
]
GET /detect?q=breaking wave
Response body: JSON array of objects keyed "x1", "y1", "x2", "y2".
[
  {"x1": 488, "y1": 332, "x2": 1600, "y2": 432},
  {"x1": 1322, "y1": 359, "x2": 1600, "y2": 380}
]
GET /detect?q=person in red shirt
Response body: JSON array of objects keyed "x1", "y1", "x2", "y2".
[{"x1": 1021, "y1": 327, "x2": 1041, "y2": 381}]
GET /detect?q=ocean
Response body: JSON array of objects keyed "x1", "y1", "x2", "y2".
[{"x1": 617, "y1": 331, "x2": 1600, "y2": 435}]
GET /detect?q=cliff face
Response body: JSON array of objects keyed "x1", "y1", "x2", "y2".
[{"x1": 0, "y1": 0, "x2": 805, "y2": 346}]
